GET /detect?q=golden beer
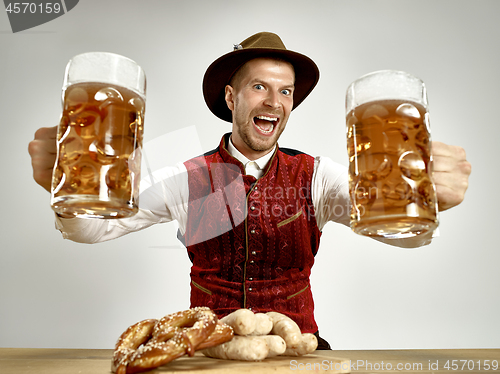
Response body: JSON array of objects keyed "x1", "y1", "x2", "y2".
[
  {"x1": 346, "y1": 71, "x2": 438, "y2": 238},
  {"x1": 51, "y1": 53, "x2": 146, "y2": 218}
]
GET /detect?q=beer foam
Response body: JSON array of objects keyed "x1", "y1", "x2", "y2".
[{"x1": 346, "y1": 70, "x2": 426, "y2": 113}]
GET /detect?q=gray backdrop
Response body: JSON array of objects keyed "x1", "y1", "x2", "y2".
[{"x1": 1, "y1": 0, "x2": 498, "y2": 349}]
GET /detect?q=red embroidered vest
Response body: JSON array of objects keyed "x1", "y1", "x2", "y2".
[{"x1": 180, "y1": 134, "x2": 321, "y2": 333}]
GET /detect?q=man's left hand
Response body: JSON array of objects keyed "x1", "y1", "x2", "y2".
[{"x1": 431, "y1": 141, "x2": 471, "y2": 211}]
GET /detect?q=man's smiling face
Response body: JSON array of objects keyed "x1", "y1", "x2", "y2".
[{"x1": 225, "y1": 57, "x2": 295, "y2": 160}]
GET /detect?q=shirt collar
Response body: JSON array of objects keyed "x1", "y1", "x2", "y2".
[{"x1": 227, "y1": 135, "x2": 275, "y2": 172}]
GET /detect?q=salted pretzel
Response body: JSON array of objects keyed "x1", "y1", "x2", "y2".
[
  {"x1": 112, "y1": 319, "x2": 158, "y2": 373},
  {"x1": 197, "y1": 320, "x2": 235, "y2": 350},
  {"x1": 111, "y1": 307, "x2": 233, "y2": 374}
]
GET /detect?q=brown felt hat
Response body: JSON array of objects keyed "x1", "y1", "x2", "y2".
[{"x1": 203, "y1": 32, "x2": 320, "y2": 122}]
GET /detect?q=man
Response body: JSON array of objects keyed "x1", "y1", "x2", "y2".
[{"x1": 28, "y1": 32, "x2": 471, "y2": 349}]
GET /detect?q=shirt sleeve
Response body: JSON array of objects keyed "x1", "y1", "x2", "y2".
[
  {"x1": 54, "y1": 161, "x2": 189, "y2": 243},
  {"x1": 311, "y1": 156, "x2": 351, "y2": 231},
  {"x1": 311, "y1": 156, "x2": 433, "y2": 248}
]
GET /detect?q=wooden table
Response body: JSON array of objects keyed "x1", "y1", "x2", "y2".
[{"x1": 1, "y1": 348, "x2": 499, "y2": 373}]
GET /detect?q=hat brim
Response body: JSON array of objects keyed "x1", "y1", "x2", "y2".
[{"x1": 203, "y1": 48, "x2": 320, "y2": 122}]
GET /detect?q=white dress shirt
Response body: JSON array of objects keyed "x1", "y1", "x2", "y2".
[
  {"x1": 226, "y1": 137, "x2": 274, "y2": 179},
  {"x1": 55, "y1": 137, "x2": 432, "y2": 248}
]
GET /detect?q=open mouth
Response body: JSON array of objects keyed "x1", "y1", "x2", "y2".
[{"x1": 253, "y1": 115, "x2": 278, "y2": 135}]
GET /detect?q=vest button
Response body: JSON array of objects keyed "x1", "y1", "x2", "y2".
[
  {"x1": 250, "y1": 206, "x2": 256, "y2": 211},
  {"x1": 248, "y1": 277, "x2": 253, "y2": 281},
  {"x1": 248, "y1": 288, "x2": 253, "y2": 291},
  {"x1": 250, "y1": 229, "x2": 256, "y2": 234},
  {"x1": 249, "y1": 260, "x2": 255, "y2": 264},
  {"x1": 251, "y1": 251, "x2": 256, "y2": 256}
]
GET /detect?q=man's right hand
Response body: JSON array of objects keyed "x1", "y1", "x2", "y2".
[{"x1": 28, "y1": 126, "x2": 57, "y2": 192}]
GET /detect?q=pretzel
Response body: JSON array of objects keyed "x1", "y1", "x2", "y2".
[
  {"x1": 112, "y1": 307, "x2": 233, "y2": 374},
  {"x1": 197, "y1": 320, "x2": 235, "y2": 350},
  {"x1": 112, "y1": 319, "x2": 158, "y2": 374}
]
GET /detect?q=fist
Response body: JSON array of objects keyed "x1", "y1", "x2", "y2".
[
  {"x1": 431, "y1": 141, "x2": 472, "y2": 211},
  {"x1": 28, "y1": 126, "x2": 58, "y2": 192}
]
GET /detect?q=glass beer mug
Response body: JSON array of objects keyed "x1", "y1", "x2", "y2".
[
  {"x1": 50, "y1": 52, "x2": 146, "y2": 218},
  {"x1": 346, "y1": 70, "x2": 438, "y2": 238}
]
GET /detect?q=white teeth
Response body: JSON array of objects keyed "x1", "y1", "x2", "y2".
[
  {"x1": 256, "y1": 115, "x2": 278, "y2": 122},
  {"x1": 254, "y1": 115, "x2": 277, "y2": 133}
]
